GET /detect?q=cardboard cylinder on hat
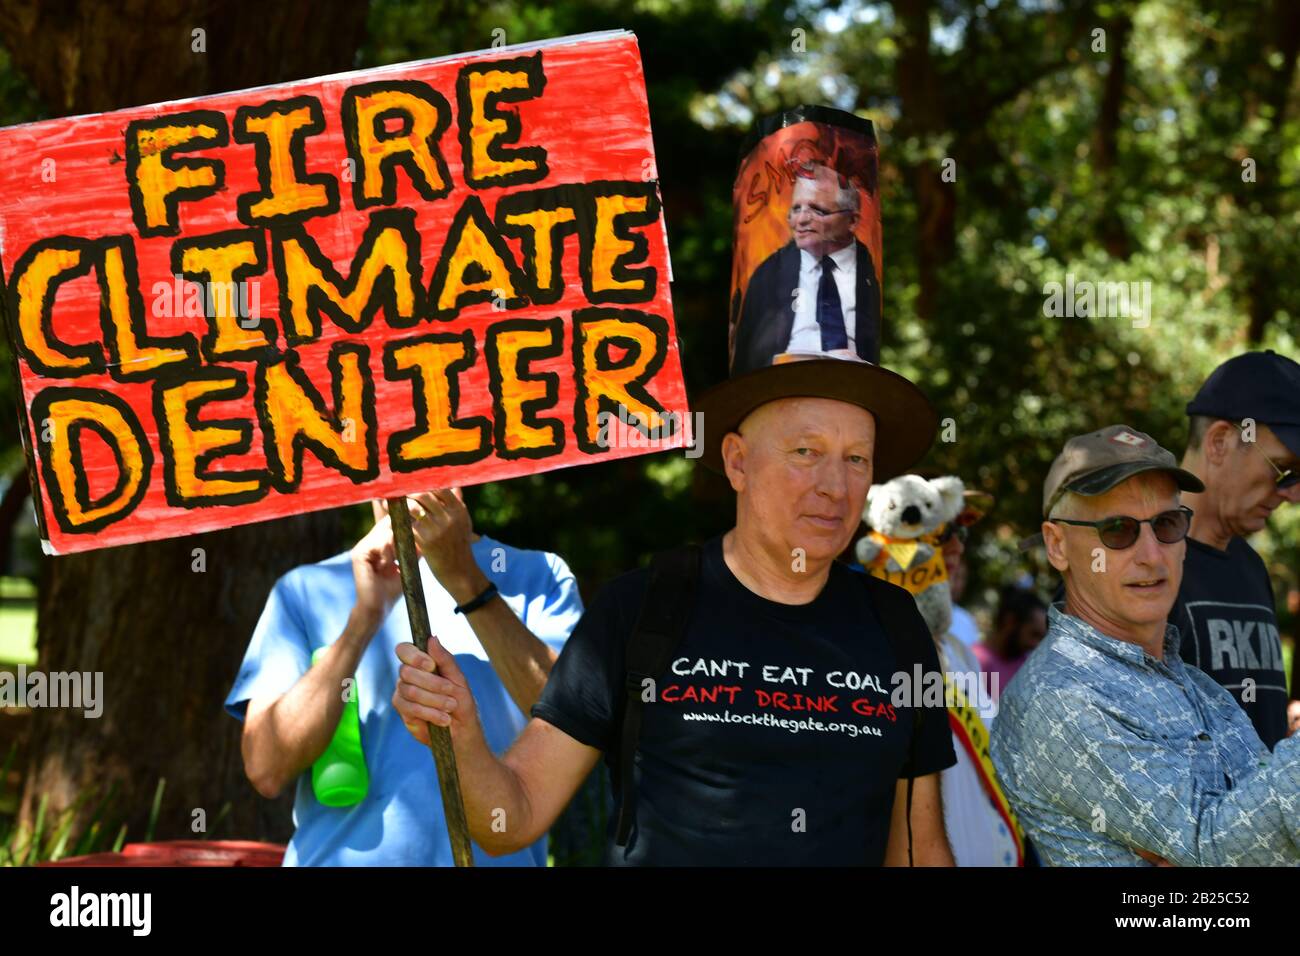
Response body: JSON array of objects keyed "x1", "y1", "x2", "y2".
[
  {"x1": 695, "y1": 105, "x2": 935, "y2": 481},
  {"x1": 728, "y1": 105, "x2": 881, "y2": 375}
]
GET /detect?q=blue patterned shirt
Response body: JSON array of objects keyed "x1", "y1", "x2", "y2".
[{"x1": 991, "y1": 606, "x2": 1300, "y2": 866}]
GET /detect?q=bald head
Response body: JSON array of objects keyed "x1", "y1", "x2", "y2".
[{"x1": 722, "y1": 396, "x2": 876, "y2": 567}]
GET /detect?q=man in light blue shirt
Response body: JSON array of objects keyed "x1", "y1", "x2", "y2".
[
  {"x1": 994, "y1": 425, "x2": 1300, "y2": 866},
  {"x1": 225, "y1": 489, "x2": 583, "y2": 866}
]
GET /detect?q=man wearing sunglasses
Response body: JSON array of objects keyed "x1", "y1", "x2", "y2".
[
  {"x1": 1174, "y1": 351, "x2": 1300, "y2": 750},
  {"x1": 992, "y1": 424, "x2": 1300, "y2": 865}
]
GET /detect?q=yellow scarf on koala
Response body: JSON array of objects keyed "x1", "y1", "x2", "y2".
[{"x1": 860, "y1": 529, "x2": 949, "y2": 597}]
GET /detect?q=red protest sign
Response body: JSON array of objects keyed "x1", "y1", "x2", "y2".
[{"x1": 0, "y1": 31, "x2": 688, "y2": 555}]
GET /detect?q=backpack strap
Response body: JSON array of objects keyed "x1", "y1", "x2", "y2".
[
  {"x1": 613, "y1": 544, "x2": 702, "y2": 848},
  {"x1": 858, "y1": 574, "x2": 929, "y2": 866}
]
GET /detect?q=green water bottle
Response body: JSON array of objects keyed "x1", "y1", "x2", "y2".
[{"x1": 310, "y1": 646, "x2": 369, "y2": 807}]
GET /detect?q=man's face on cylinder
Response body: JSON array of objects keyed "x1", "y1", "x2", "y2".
[
  {"x1": 721, "y1": 396, "x2": 875, "y2": 565},
  {"x1": 788, "y1": 168, "x2": 858, "y2": 259},
  {"x1": 1042, "y1": 472, "x2": 1185, "y2": 640}
]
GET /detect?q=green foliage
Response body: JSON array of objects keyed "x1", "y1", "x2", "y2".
[
  {"x1": 1, "y1": 1, "x2": 1297, "y2": 624},
  {"x1": 378, "y1": 0, "x2": 1300, "y2": 621}
]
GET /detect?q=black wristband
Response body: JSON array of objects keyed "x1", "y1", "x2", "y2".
[{"x1": 454, "y1": 581, "x2": 499, "y2": 616}]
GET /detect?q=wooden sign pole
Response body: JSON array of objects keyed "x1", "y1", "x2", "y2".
[{"x1": 387, "y1": 495, "x2": 475, "y2": 868}]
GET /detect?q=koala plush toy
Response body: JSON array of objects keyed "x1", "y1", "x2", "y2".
[{"x1": 855, "y1": 474, "x2": 966, "y2": 638}]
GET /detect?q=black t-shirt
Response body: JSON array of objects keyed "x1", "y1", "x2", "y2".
[
  {"x1": 531, "y1": 535, "x2": 955, "y2": 866},
  {"x1": 1171, "y1": 536, "x2": 1288, "y2": 749}
]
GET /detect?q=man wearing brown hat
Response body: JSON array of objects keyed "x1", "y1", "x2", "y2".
[
  {"x1": 389, "y1": 104, "x2": 956, "y2": 866},
  {"x1": 993, "y1": 425, "x2": 1300, "y2": 865},
  {"x1": 389, "y1": 355, "x2": 956, "y2": 865}
]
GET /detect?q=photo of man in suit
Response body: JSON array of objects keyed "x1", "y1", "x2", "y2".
[{"x1": 731, "y1": 162, "x2": 880, "y2": 375}]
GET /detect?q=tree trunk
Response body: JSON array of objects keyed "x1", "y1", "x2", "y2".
[
  {"x1": 1093, "y1": 13, "x2": 1132, "y2": 260},
  {"x1": 892, "y1": 0, "x2": 955, "y2": 325},
  {"x1": 0, "y1": 0, "x2": 369, "y2": 846},
  {"x1": 1241, "y1": 0, "x2": 1300, "y2": 343},
  {"x1": 888, "y1": 0, "x2": 1098, "y2": 323},
  {"x1": 0, "y1": 465, "x2": 28, "y2": 575}
]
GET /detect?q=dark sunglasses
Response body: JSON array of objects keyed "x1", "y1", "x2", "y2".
[
  {"x1": 1249, "y1": 442, "x2": 1300, "y2": 489},
  {"x1": 1049, "y1": 506, "x2": 1193, "y2": 550}
]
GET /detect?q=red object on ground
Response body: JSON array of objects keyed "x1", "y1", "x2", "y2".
[{"x1": 39, "y1": 840, "x2": 285, "y2": 867}]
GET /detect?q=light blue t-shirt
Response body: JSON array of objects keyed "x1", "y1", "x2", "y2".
[
  {"x1": 224, "y1": 534, "x2": 583, "y2": 867},
  {"x1": 950, "y1": 604, "x2": 980, "y2": 647}
]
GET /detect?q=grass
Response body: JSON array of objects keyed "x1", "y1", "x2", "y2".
[
  {"x1": 0, "y1": 743, "x2": 235, "y2": 865},
  {"x1": 0, "y1": 743, "x2": 128, "y2": 865},
  {"x1": 0, "y1": 573, "x2": 243, "y2": 864},
  {"x1": 0, "y1": 606, "x2": 36, "y2": 666}
]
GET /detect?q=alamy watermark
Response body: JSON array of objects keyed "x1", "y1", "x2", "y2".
[
  {"x1": 891, "y1": 665, "x2": 999, "y2": 720},
  {"x1": 0, "y1": 665, "x2": 103, "y2": 718},
  {"x1": 1042, "y1": 273, "x2": 1151, "y2": 329},
  {"x1": 595, "y1": 404, "x2": 703, "y2": 458},
  {"x1": 50, "y1": 885, "x2": 150, "y2": 935},
  {"x1": 151, "y1": 276, "x2": 262, "y2": 327}
]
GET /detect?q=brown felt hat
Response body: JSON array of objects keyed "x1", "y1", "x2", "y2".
[{"x1": 693, "y1": 354, "x2": 938, "y2": 481}]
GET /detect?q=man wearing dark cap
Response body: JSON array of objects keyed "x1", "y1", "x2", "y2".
[
  {"x1": 390, "y1": 351, "x2": 956, "y2": 865},
  {"x1": 1175, "y1": 351, "x2": 1300, "y2": 749},
  {"x1": 994, "y1": 424, "x2": 1300, "y2": 865}
]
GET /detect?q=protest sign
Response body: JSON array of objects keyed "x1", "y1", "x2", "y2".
[{"x1": 0, "y1": 30, "x2": 686, "y2": 554}]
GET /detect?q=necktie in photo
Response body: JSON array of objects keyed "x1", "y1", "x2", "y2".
[{"x1": 817, "y1": 255, "x2": 848, "y2": 351}]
